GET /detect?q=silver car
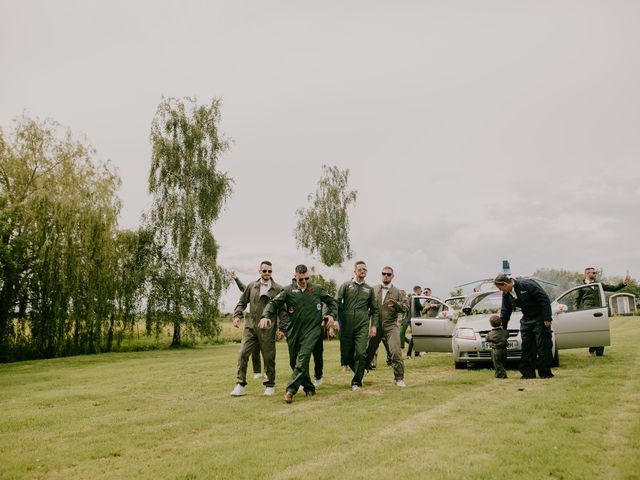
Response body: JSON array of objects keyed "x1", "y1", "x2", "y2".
[{"x1": 411, "y1": 281, "x2": 611, "y2": 369}]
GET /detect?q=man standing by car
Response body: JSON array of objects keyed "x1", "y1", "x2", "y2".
[
  {"x1": 365, "y1": 266, "x2": 408, "y2": 387},
  {"x1": 336, "y1": 261, "x2": 380, "y2": 391},
  {"x1": 230, "y1": 261, "x2": 284, "y2": 397},
  {"x1": 421, "y1": 287, "x2": 440, "y2": 318},
  {"x1": 261, "y1": 264, "x2": 338, "y2": 403},
  {"x1": 400, "y1": 285, "x2": 422, "y2": 352},
  {"x1": 494, "y1": 274, "x2": 554, "y2": 379},
  {"x1": 576, "y1": 267, "x2": 631, "y2": 357}
]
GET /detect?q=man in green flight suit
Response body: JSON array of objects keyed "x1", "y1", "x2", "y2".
[
  {"x1": 336, "y1": 260, "x2": 380, "y2": 391},
  {"x1": 261, "y1": 264, "x2": 339, "y2": 404},
  {"x1": 229, "y1": 271, "x2": 263, "y2": 380},
  {"x1": 365, "y1": 266, "x2": 409, "y2": 387},
  {"x1": 576, "y1": 267, "x2": 631, "y2": 357},
  {"x1": 230, "y1": 261, "x2": 285, "y2": 397}
]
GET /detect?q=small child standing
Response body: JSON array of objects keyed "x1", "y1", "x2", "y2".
[{"x1": 486, "y1": 314, "x2": 508, "y2": 379}]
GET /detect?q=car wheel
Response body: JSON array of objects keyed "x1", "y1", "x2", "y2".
[
  {"x1": 454, "y1": 361, "x2": 467, "y2": 370},
  {"x1": 551, "y1": 347, "x2": 559, "y2": 368}
]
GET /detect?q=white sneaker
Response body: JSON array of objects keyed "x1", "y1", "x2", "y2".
[
  {"x1": 351, "y1": 385, "x2": 361, "y2": 392},
  {"x1": 298, "y1": 385, "x2": 305, "y2": 393},
  {"x1": 253, "y1": 372, "x2": 263, "y2": 379},
  {"x1": 263, "y1": 387, "x2": 275, "y2": 396},
  {"x1": 314, "y1": 377, "x2": 323, "y2": 387},
  {"x1": 230, "y1": 384, "x2": 245, "y2": 396},
  {"x1": 395, "y1": 379, "x2": 407, "y2": 388}
]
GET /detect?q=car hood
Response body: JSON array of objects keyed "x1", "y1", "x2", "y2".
[{"x1": 456, "y1": 312, "x2": 523, "y2": 332}]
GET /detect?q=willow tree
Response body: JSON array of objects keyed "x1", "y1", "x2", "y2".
[
  {"x1": 295, "y1": 165, "x2": 357, "y2": 267},
  {"x1": 0, "y1": 116, "x2": 121, "y2": 360},
  {"x1": 147, "y1": 97, "x2": 232, "y2": 346}
]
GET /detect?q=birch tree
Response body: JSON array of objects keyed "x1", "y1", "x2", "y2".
[{"x1": 147, "y1": 97, "x2": 232, "y2": 346}]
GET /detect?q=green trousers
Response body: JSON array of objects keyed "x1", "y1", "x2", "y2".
[
  {"x1": 286, "y1": 329, "x2": 322, "y2": 395},
  {"x1": 366, "y1": 321, "x2": 404, "y2": 380},
  {"x1": 236, "y1": 323, "x2": 276, "y2": 387}
]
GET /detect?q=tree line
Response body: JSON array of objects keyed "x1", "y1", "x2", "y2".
[
  {"x1": 5, "y1": 97, "x2": 631, "y2": 363},
  {"x1": 0, "y1": 98, "x2": 233, "y2": 361}
]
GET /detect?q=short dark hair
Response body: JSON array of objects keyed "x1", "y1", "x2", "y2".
[
  {"x1": 354, "y1": 260, "x2": 366, "y2": 269},
  {"x1": 295, "y1": 264, "x2": 308, "y2": 274},
  {"x1": 585, "y1": 267, "x2": 597, "y2": 273},
  {"x1": 382, "y1": 266, "x2": 394, "y2": 274},
  {"x1": 489, "y1": 314, "x2": 502, "y2": 328},
  {"x1": 413, "y1": 285, "x2": 421, "y2": 291},
  {"x1": 260, "y1": 260, "x2": 272, "y2": 267},
  {"x1": 494, "y1": 274, "x2": 511, "y2": 285}
]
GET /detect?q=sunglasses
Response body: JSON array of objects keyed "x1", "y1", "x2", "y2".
[
  {"x1": 261, "y1": 269, "x2": 272, "y2": 273},
  {"x1": 298, "y1": 277, "x2": 309, "y2": 281},
  {"x1": 381, "y1": 272, "x2": 393, "y2": 276}
]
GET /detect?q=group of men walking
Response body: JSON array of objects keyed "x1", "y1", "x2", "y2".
[
  {"x1": 230, "y1": 260, "x2": 410, "y2": 403},
  {"x1": 230, "y1": 260, "x2": 632, "y2": 402}
]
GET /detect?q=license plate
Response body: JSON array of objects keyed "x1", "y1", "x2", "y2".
[{"x1": 482, "y1": 340, "x2": 519, "y2": 350}]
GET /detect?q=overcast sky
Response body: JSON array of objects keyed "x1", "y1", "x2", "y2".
[{"x1": 2, "y1": 0, "x2": 639, "y2": 310}]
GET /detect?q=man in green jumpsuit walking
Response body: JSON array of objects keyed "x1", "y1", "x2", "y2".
[
  {"x1": 230, "y1": 261, "x2": 284, "y2": 397},
  {"x1": 261, "y1": 264, "x2": 338, "y2": 404},
  {"x1": 336, "y1": 260, "x2": 380, "y2": 391},
  {"x1": 229, "y1": 271, "x2": 263, "y2": 380},
  {"x1": 365, "y1": 266, "x2": 408, "y2": 387}
]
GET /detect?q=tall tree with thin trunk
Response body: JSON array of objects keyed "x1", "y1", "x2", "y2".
[
  {"x1": 295, "y1": 165, "x2": 357, "y2": 267},
  {"x1": 147, "y1": 97, "x2": 232, "y2": 346}
]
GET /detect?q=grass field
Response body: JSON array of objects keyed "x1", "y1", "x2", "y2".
[{"x1": 1, "y1": 317, "x2": 639, "y2": 480}]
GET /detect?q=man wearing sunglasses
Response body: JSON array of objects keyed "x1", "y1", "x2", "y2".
[
  {"x1": 261, "y1": 264, "x2": 338, "y2": 403},
  {"x1": 336, "y1": 260, "x2": 380, "y2": 391},
  {"x1": 230, "y1": 261, "x2": 285, "y2": 397},
  {"x1": 365, "y1": 267, "x2": 409, "y2": 387}
]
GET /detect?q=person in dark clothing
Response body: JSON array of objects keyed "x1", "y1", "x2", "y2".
[
  {"x1": 229, "y1": 271, "x2": 263, "y2": 379},
  {"x1": 400, "y1": 287, "x2": 419, "y2": 350},
  {"x1": 494, "y1": 274, "x2": 554, "y2": 379},
  {"x1": 576, "y1": 267, "x2": 630, "y2": 357},
  {"x1": 336, "y1": 261, "x2": 380, "y2": 391},
  {"x1": 486, "y1": 315, "x2": 508, "y2": 379},
  {"x1": 404, "y1": 286, "x2": 423, "y2": 358},
  {"x1": 261, "y1": 264, "x2": 338, "y2": 403}
]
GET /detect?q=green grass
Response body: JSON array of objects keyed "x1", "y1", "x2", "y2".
[{"x1": 1, "y1": 317, "x2": 639, "y2": 479}]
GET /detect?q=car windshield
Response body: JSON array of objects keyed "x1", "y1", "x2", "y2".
[{"x1": 462, "y1": 291, "x2": 503, "y2": 315}]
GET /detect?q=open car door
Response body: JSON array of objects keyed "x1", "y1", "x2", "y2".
[
  {"x1": 410, "y1": 296, "x2": 454, "y2": 352},
  {"x1": 551, "y1": 283, "x2": 610, "y2": 349}
]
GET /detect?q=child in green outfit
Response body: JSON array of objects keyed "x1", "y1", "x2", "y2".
[{"x1": 486, "y1": 314, "x2": 508, "y2": 378}]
